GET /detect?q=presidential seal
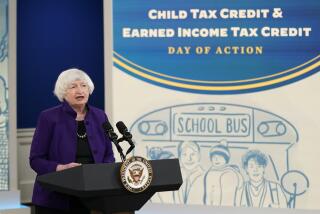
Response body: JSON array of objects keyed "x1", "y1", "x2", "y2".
[{"x1": 120, "y1": 156, "x2": 153, "y2": 193}]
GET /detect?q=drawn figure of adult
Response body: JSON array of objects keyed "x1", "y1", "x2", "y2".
[
  {"x1": 238, "y1": 150, "x2": 288, "y2": 208},
  {"x1": 204, "y1": 140, "x2": 243, "y2": 206},
  {"x1": 29, "y1": 68, "x2": 115, "y2": 214},
  {"x1": 175, "y1": 141, "x2": 205, "y2": 204}
]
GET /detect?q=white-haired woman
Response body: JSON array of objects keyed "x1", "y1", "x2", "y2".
[{"x1": 29, "y1": 68, "x2": 115, "y2": 214}]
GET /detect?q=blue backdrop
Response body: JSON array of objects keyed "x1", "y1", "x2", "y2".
[
  {"x1": 17, "y1": 0, "x2": 105, "y2": 128},
  {"x1": 113, "y1": 0, "x2": 320, "y2": 94}
]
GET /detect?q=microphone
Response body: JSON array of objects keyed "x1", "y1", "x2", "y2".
[
  {"x1": 116, "y1": 121, "x2": 132, "y2": 139},
  {"x1": 116, "y1": 121, "x2": 135, "y2": 155},
  {"x1": 102, "y1": 120, "x2": 118, "y2": 142},
  {"x1": 102, "y1": 120, "x2": 125, "y2": 161}
]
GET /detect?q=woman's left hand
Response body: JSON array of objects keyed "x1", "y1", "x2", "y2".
[{"x1": 56, "y1": 162, "x2": 81, "y2": 171}]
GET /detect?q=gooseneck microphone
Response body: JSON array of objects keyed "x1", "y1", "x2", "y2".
[
  {"x1": 116, "y1": 121, "x2": 135, "y2": 155},
  {"x1": 102, "y1": 121, "x2": 125, "y2": 161}
]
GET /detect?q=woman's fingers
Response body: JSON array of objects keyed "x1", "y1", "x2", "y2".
[{"x1": 56, "y1": 163, "x2": 81, "y2": 171}]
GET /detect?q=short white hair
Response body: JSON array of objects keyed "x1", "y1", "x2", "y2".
[{"x1": 53, "y1": 68, "x2": 95, "y2": 102}]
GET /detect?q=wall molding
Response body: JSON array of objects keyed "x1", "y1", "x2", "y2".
[
  {"x1": 17, "y1": 128, "x2": 35, "y2": 144},
  {"x1": 17, "y1": 128, "x2": 35, "y2": 203}
]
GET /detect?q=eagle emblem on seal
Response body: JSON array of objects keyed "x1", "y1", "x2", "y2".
[
  {"x1": 128, "y1": 164, "x2": 145, "y2": 185},
  {"x1": 120, "y1": 156, "x2": 153, "y2": 193}
]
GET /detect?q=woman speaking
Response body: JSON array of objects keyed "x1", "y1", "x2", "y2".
[{"x1": 29, "y1": 68, "x2": 115, "y2": 214}]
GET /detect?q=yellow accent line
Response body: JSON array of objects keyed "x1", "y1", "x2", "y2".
[
  {"x1": 114, "y1": 51, "x2": 320, "y2": 84},
  {"x1": 113, "y1": 57, "x2": 320, "y2": 91}
]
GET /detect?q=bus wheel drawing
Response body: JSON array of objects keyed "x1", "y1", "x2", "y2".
[{"x1": 281, "y1": 170, "x2": 309, "y2": 208}]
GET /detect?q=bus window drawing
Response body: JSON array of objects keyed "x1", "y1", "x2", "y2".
[
  {"x1": 130, "y1": 103, "x2": 309, "y2": 208},
  {"x1": 0, "y1": 0, "x2": 9, "y2": 191}
]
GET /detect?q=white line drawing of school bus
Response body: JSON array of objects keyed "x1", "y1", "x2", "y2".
[{"x1": 130, "y1": 103, "x2": 309, "y2": 208}]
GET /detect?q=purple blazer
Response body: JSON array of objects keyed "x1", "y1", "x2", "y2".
[{"x1": 29, "y1": 101, "x2": 115, "y2": 210}]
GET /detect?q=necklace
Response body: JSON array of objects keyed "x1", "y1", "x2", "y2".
[
  {"x1": 77, "y1": 132, "x2": 87, "y2": 139},
  {"x1": 77, "y1": 120, "x2": 87, "y2": 139},
  {"x1": 249, "y1": 181, "x2": 264, "y2": 197}
]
